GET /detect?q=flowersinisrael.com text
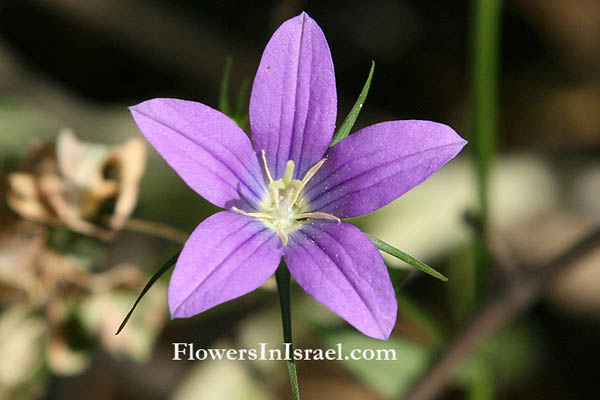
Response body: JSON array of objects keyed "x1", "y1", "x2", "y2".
[{"x1": 172, "y1": 343, "x2": 397, "y2": 361}]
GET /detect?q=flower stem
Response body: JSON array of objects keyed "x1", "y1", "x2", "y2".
[
  {"x1": 471, "y1": 0, "x2": 500, "y2": 227},
  {"x1": 275, "y1": 264, "x2": 300, "y2": 400},
  {"x1": 470, "y1": 0, "x2": 502, "y2": 299}
]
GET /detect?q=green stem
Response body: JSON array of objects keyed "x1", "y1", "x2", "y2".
[
  {"x1": 275, "y1": 264, "x2": 300, "y2": 400},
  {"x1": 472, "y1": 0, "x2": 501, "y2": 225},
  {"x1": 471, "y1": 0, "x2": 502, "y2": 296}
]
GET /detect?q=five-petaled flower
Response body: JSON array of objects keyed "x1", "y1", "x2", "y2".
[{"x1": 130, "y1": 12, "x2": 466, "y2": 340}]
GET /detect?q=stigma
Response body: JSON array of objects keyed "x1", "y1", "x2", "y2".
[{"x1": 232, "y1": 150, "x2": 340, "y2": 245}]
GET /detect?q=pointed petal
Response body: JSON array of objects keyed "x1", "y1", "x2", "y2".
[
  {"x1": 250, "y1": 12, "x2": 337, "y2": 180},
  {"x1": 304, "y1": 120, "x2": 467, "y2": 218},
  {"x1": 130, "y1": 98, "x2": 266, "y2": 211},
  {"x1": 284, "y1": 221, "x2": 397, "y2": 340},
  {"x1": 168, "y1": 211, "x2": 282, "y2": 318}
]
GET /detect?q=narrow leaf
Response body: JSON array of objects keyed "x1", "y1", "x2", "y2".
[
  {"x1": 233, "y1": 77, "x2": 250, "y2": 119},
  {"x1": 329, "y1": 61, "x2": 375, "y2": 147},
  {"x1": 218, "y1": 56, "x2": 233, "y2": 115},
  {"x1": 115, "y1": 250, "x2": 181, "y2": 335},
  {"x1": 276, "y1": 264, "x2": 300, "y2": 400},
  {"x1": 366, "y1": 234, "x2": 448, "y2": 281}
]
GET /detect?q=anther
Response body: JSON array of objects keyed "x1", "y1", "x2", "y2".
[
  {"x1": 261, "y1": 150, "x2": 274, "y2": 184},
  {"x1": 290, "y1": 157, "x2": 327, "y2": 207},
  {"x1": 261, "y1": 149, "x2": 279, "y2": 208},
  {"x1": 277, "y1": 222, "x2": 288, "y2": 246},
  {"x1": 292, "y1": 212, "x2": 340, "y2": 223},
  {"x1": 231, "y1": 206, "x2": 274, "y2": 219},
  {"x1": 301, "y1": 158, "x2": 326, "y2": 186}
]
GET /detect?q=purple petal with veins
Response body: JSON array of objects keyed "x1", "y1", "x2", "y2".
[
  {"x1": 304, "y1": 120, "x2": 467, "y2": 218},
  {"x1": 130, "y1": 98, "x2": 266, "y2": 212},
  {"x1": 130, "y1": 12, "x2": 467, "y2": 340},
  {"x1": 284, "y1": 220, "x2": 397, "y2": 340},
  {"x1": 250, "y1": 12, "x2": 337, "y2": 180},
  {"x1": 169, "y1": 211, "x2": 282, "y2": 318}
]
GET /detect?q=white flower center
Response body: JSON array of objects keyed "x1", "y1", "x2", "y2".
[{"x1": 232, "y1": 150, "x2": 339, "y2": 245}]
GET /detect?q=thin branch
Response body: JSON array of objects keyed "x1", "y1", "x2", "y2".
[
  {"x1": 403, "y1": 227, "x2": 600, "y2": 400},
  {"x1": 121, "y1": 217, "x2": 188, "y2": 244}
]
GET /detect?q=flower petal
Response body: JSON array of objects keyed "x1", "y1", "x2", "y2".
[
  {"x1": 284, "y1": 221, "x2": 397, "y2": 340},
  {"x1": 250, "y1": 12, "x2": 337, "y2": 180},
  {"x1": 168, "y1": 211, "x2": 282, "y2": 318},
  {"x1": 130, "y1": 98, "x2": 266, "y2": 211},
  {"x1": 304, "y1": 120, "x2": 467, "y2": 218}
]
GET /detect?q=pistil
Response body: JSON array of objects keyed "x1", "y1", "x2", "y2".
[{"x1": 232, "y1": 151, "x2": 340, "y2": 245}]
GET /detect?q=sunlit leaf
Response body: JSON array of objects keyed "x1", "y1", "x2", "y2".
[
  {"x1": 366, "y1": 234, "x2": 448, "y2": 281},
  {"x1": 329, "y1": 61, "x2": 375, "y2": 147}
]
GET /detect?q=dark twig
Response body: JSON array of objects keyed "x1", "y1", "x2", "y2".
[{"x1": 403, "y1": 227, "x2": 600, "y2": 400}]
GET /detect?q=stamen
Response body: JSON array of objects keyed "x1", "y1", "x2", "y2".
[
  {"x1": 286, "y1": 180, "x2": 303, "y2": 208},
  {"x1": 261, "y1": 150, "x2": 274, "y2": 184},
  {"x1": 301, "y1": 158, "x2": 326, "y2": 186},
  {"x1": 292, "y1": 212, "x2": 340, "y2": 223},
  {"x1": 277, "y1": 221, "x2": 288, "y2": 246},
  {"x1": 289, "y1": 188, "x2": 301, "y2": 210},
  {"x1": 261, "y1": 149, "x2": 279, "y2": 208},
  {"x1": 290, "y1": 157, "x2": 327, "y2": 207},
  {"x1": 254, "y1": 152, "x2": 339, "y2": 246},
  {"x1": 231, "y1": 206, "x2": 274, "y2": 219}
]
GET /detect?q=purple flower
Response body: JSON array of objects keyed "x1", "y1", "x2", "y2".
[{"x1": 130, "y1": 12, "x2": 466, "y2": 340}]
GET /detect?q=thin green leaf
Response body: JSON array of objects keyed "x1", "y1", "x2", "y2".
[
  {"x1": 218, "y1": 56, "x2": 233, "y2": 115},
  {"x1": 233, "y1": 77, "x2": 250, "y2": 119},
  {"x1": 232, "y1": 78, "x2": 250, "y2": 129},
  {"x1": 115, "y1": 250, "x2": 181, "y2": 335},
  {"x1": 366, "y1": 234, "x2": 448, "y2": 281},
  {"x1": 234, "y1": 113, "x2": 249, "y2": 130},
  {"x1": 329, "y1": 61, "x2": 375, "y2": 147},
  {"x1": 275, "y1": 264, "x2": 300, "y2": 400}
]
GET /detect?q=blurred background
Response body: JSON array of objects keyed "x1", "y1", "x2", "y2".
[{"x1": 0, "y1": 0, "x2": 599, "y2": 399}]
